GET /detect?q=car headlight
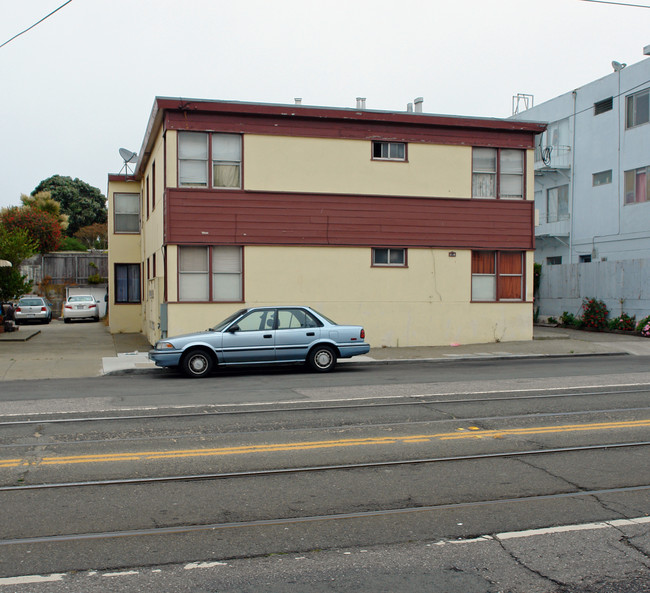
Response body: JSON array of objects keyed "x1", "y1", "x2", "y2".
[{"x1": 155, "y1": 341, "x2": 176, "y2": 350}]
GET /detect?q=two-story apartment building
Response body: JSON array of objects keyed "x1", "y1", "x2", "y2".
[
  {"x1": 512, "y1": 51, "x2": 650, "y2": 318},
  {"x1": 107, "y1": 98, "x2": 544, "y2": 348}
]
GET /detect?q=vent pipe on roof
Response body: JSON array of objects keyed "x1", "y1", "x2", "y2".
[
  {"x1": 414, "y1": 97, "x2": 424, "y2": 113},
  {"x1": 356, "y1": 97, "x2": 366, "y2": 109},
  {"x1": 407, "y1": 103, "x2": 413, "y2": 112},
  {"x1": 644, "y1": 44, "x2": 650, "y2": 56},
  {"x1": 294, "y1": 98, "x2": 302, "y2": 105}
]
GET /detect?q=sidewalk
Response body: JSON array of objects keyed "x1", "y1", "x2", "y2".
[{"x1": 2, "y1": 321, "x2": 648, "y2": 381}]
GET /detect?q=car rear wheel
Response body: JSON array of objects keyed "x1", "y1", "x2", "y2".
[
  {"x1": 181, "y1": 349, "x2": 214, "y2": 378},
  {"x1": 308, "y1": 345, "x2": 337, "y2": 372}
]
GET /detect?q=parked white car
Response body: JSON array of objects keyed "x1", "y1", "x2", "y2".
[{"x1": 63, "y1": 295, "x2": 100, "y2": 323}]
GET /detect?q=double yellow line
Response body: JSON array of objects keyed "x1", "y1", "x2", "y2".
[{"x1": 1, "y1": 419, "x2": 648, "y2": 469}]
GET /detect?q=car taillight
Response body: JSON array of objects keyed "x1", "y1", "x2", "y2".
[
  {"x1": 89, "y1": 304, "x2": 96, "y2": 309},
  {"x1": 41, "y1": 307, "x2": 46, "y2": 312},
  {"x1": 360, "y1": 329, "x2": 365, "y2": 339},
  {"x1": 15, "y1": 307, "x2": 21, "y2": 312},
  {"x1": 65, "y1": 305, "x2": 72, "y2": 309}
]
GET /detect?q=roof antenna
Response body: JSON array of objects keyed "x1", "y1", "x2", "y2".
[{"x1": 118, "y1": 148, "x2": 137, "y2": 178}]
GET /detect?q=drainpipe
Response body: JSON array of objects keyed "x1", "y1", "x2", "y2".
[{"x1": 569, "y1": 90, "x2": 577, "y2": 264}]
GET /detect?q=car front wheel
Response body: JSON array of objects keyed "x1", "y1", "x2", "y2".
[
  {"x1": 308, "y1": 345, "x2": 337, "y2": 372},
  {"x1": 181, "y1": 349, "x2": 214, "y2": 378}
]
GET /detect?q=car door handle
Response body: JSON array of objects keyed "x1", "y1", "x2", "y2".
[
  {"x1": 263, "y1": 334, "x2": 273, "y2": 339},
  {"x1": 306, "y1": 332, "x2": 315, "y2": 336}
]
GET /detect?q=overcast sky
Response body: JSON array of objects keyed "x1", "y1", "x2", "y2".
[{"x1": 1, "y1": 0, "x2": 649, "y2": 210}]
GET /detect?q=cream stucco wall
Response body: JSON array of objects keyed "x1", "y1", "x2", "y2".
[
  {"x1": 243, "y1": 136, "x2": 472, "y2": 198},
  {"x1": 163, "y1": 246, "x2": 533, "y2": 346},
  {"x1": 107, "y1": 179, "x2": 142, "y2": 334}
]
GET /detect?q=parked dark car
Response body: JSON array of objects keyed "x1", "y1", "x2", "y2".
[{"x1": 149, "y1": 306, "x2": 370, "y2": 378}]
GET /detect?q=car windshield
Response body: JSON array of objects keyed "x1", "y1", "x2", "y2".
[
  {"x1": 19, "y1": 298, "x2": 43, "y2": 306},
  {"x1": 69, "y1": 296, "x2": 93, "y2": 302},
  {"x1": 211, "y1": 309, "x2": 248, "y2": 332}
]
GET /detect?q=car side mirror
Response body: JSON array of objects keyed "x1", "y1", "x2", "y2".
[{"x1": 228, "y1": 325, "x2": 240, "y2": 333}]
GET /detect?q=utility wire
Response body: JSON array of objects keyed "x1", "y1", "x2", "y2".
[
  {"x1": 0, "y1": 1, "x2": 73, "y2": 50},
  {"x1": 580, "y1": 0, "x2": 650, "y2": 8}
]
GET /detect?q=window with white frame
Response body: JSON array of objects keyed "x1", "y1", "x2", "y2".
[
  {"x1": 113, "y1": 193, "x2": 140, "y2": 233},
  {"x1": 547, "y1": 185, "x2": 569, "y2": 222},
  {"x1": 179, "y1": 132, "x2": 242, "y2": 188},
  {"x1": 472, "y1": 148, "x2": 524, "y2": 199},
  {"x1": 626, "y1": 89, "x2": 649, "y2": 129},
  {"x1": 372, "y1": 141, "x2": 406, "y2": 161},
  {"x1": 179, "y1": 246, "x2": 242, "y2": 302},
  {"x1": 624, "y1": 166, "x2": 649, "y2": 205},
  {"x1": 372, "y1": 248, "x2": 406, "y2": 267}
]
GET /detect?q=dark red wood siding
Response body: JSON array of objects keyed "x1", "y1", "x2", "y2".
[
  {"x1": 166, "y1": 110, "x2": 537, "y2": 149},
  {"x1": 165, "y1": 190, "x2": 534, "y2": 250}
]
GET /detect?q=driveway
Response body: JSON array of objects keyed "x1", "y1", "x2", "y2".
[{"x1": 0, "y1": 320, "x2": 151, "y2": 381}]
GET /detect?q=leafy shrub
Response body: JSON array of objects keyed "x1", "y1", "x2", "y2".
[
  {"x1": 636, "y1": 315, "x2": 650, "y2": 333},
  {"x1": 547, "y1": 316, "x2": 557, "y2": 324},
  {"x1": 608, "y1": 313, "x2": 636, "y2": 331},
  {"x1": 581, "y1": 298, "x2": 609, "y2": 330},
  {"x1": 560, "y1": 311, "x2": 577, "y2": 326}
]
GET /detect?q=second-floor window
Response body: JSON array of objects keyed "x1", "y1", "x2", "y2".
[
  {"x1": 113, "y1": 193, "x2": 140, "y2": 233},
  {"x1": 626, "y1": 89, "x2": 649, "y2": 129},
  {"x1": 472, "y1": 148, "x2": 524, "y2": 199},
  {"x1": 372, "y1": 141, "x2": 406, "y2": 161},
  {"x1": 178, "y1": 132, "x2": 242, "y2": 188},
  {"x1": 547, "y1": 185, "x2": 569, "y2": 223},
  {"x1": 624, "y1": 166, "x2": 649, "y2": 204}
]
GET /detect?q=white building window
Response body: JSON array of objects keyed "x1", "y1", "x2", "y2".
[
  {"x1": 113, "y1": 193, "x2": 140, "y2": 233},
  {"x1": 179, "y1": 246, "x2": 209, "y2": 301},
  {"x1": 626, "y1": 89, "x2": 649, "y2": 129},
  {"x1": 212, "y1": 246, "x2": 242, "y2": 300},
  {"x1": 624, "y1": 166, "x2": 649, "y2": 205},
  {"x1": 547, "y1": 185, "x2": 569, "y2": 222},
  {"x1": 593, "y1": 170, "x2": 612, "y2": 186}
]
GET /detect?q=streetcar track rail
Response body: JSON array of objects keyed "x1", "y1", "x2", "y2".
[
  {"x1": 2, "y1": 387, "x2": 650, "y2": 427},
  {"x1": 2, "y1": 440, "x2": 648, "y2": 492},
  {"x1": 1, "y1": 406, "x2": 650, "y2": 450},
  {"x1": 1, "y1": 484, "x2": 648, "y2": 546}
]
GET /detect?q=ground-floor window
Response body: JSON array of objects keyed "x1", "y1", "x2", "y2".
[
  {"x1": 179, "y1": 246, "x2": 242, "y2": 302},
  {"x1": 115, "y1": 263, "x2": 141, "y2": 303},
  {"x1": 471, "y1": 251, "x2": 524, "y2": 301}
]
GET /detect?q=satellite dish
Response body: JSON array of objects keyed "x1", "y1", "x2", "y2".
[
  {"x1": 118, "y1": 148, "x2": 138, "y2": 177},
  {"x1": 612, "y1": 61, "x2": 627, "y2": 72},
  {"x1": 119, "y1": 148, "x2": 137, "y2": 163}
]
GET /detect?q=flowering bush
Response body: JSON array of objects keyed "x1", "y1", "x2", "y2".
[
  {"x1": 1, "y1": 207, "x2": 61, "y2": 254},
  {"x1": 641, "y1": 323, "x2": 650, "y2": 338},
  {"x1": 608, "y1": 313, "x2": 636, "y2": 331},
  {"x1": 581, "y1": 298, "x2": 609, "y2": 330},
  {"x1": 636, "y1": 315, "x2": 650, "y2": 337}
]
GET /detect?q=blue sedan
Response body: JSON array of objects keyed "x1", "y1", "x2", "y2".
[{"x1": 149, "y1": 306, "x2": 370, "y2": 378}]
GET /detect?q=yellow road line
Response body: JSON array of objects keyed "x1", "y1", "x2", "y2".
[{"x1": 1, "y1": 419, "x2": 649, "y2": 469}]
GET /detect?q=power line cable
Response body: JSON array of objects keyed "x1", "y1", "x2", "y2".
[
  {"x1": 0, "y1": 1, "x2": 73, "y2": 50},
  {"x1": 580, "y1": 0, "x2": 650, "y2": 8}
]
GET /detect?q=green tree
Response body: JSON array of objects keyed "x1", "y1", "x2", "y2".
[
  {"x1": 0, "y1": 224, "x2": 36, "y2": 301},
  {"x1": 21, "y1": 191, "x2": 69, "y2": 232},
  {"x1": 32, "y1": 175, "x2": 107, "y2": 236},
  {"x1": 74, "y1": 222, "x2": 108, "y2": 250},
  {"x1": 1, "y1": 207, "x2": 62, "y2": 254}
]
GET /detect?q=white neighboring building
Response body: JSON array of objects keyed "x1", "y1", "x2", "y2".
[{"x1": 512, "y1": 49, "x2": 650, "y2": 319}]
